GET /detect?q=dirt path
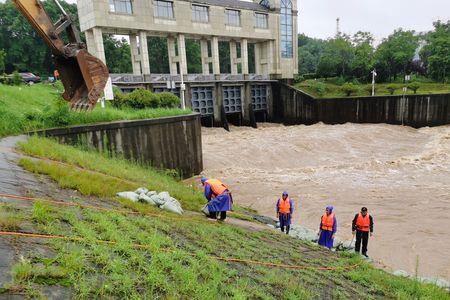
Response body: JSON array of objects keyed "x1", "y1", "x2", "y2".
[{"x1": 202, "y1": 123, "x2": 450, "y2": 281}]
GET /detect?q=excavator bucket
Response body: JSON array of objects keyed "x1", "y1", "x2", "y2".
[
  {"x1": 12, "y1": 0, "x2": 109, "y2": 111},
  {"x1": 55, "y1": 50, "x2": 109, "y2": 110}
]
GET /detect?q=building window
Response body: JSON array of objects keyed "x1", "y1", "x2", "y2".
[
  {"x1": 109, "y1": 0, "x2": 133, "y2": 14},
  {"x1": 254, "y1": 13, "x2": 268, "y2": 28},
  {"x1": 154, "y1": 0, "x2": 174, "y2": 19},
  {"x1": 225, "y1": 9, "x2": 240, "y2": 27},
  {"x1": 192, "y1": 5, "x2": 209, "y2": 23},
  {"x1": 280, "y1": 0, "x2": 293, "y2": 58}
]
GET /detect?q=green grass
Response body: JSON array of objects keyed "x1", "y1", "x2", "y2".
[
  {"x1": 295, "y1": 79, "x2": 450, "y2": 98},
  {"x1": 0, "y1": 83, "x2": 190, "y2": 137},
  {"x1": 18, "y1": 136, "x2": 205, "y2": 211},
  {"x1": 7, "y1": 137, "x2": 450, "y2": 299}
]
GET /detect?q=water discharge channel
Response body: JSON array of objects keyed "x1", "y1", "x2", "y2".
[{"x1": 202, "y1": 123, "x2": 450, "y2": 281}]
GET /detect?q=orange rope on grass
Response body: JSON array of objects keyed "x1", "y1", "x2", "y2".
[
  {"x1": 0, "y1": 230, "x2": 361, "y2": 271},
  {"x1": 0, "y1": 193, "x2": 207, "y2": 224}
]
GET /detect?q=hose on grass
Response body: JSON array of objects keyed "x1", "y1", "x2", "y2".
[{"x1": 0, "y1": 230, "x2": 361, "y2": 271}]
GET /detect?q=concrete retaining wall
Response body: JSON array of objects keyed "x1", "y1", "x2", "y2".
[
  {"x1": 36, "y1": 114, "x2": 203, "y2": 178},
  {"x1": 275, "y1": 84, "x2": 450, "y2": 127}
]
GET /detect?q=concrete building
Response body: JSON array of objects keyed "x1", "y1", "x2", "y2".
[{"x1": 77, "y1": 0, "x2": 298, "y2": 124}]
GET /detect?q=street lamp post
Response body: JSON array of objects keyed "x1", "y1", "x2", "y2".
[{"x1": 371, "y1": 69, "x2": 377, "y2": 96}]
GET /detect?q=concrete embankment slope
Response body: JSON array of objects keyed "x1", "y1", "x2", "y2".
[{"x1": 202, "y1": 123, "x2": 450, "y2": 282}]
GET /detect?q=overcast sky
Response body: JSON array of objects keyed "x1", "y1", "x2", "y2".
[
  {"x1": 42, "y1": 0, "x2": 450, "y2": 40},
  {"x1": 298, "y1": 0, "x2": 449, "y2": 40}
]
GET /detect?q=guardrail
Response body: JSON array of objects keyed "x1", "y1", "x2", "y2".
[{"x1": 110, "y1": 73, "x2": 270, "y2": 84}]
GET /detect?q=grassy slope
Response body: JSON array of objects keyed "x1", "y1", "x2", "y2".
[
  {"x1": 0, "y1": 83, "x2": 190, "y2": 138},
  {"x1": 295, "y1": 80, "x2": 450, "y2": 98},
  {"x1": 3, "y1": 137, "x2": 447, "y2": 299}
]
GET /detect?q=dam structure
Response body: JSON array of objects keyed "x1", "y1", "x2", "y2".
[{"x1": 77, "y1": 0, "x2": 298, "y2": 125}]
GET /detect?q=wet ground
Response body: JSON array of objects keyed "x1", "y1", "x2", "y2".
[{"x1": 202, "y1": 123, "x2": 450, "y2": 281}]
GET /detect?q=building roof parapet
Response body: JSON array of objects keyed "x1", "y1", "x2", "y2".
[{"x1": 188, "y1": 0, "x2": 270, "y2": 12}]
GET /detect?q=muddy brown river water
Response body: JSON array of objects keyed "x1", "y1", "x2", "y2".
[{"x1": 202, "y1": 123, "x2": 450, "y2": 281}]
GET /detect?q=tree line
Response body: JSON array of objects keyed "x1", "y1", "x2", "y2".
[
  {"x1": 0, "y1": 0, "x2": 448, "y2": 83},
  {"x1": 299, "y1": 21, "x2": 449, "y2": 83}
]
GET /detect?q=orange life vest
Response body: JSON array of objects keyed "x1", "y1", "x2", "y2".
[
  {"x1": 321, "y1": 213, "x2": 335, "y2": 231},
  {"x1": 278, "y1": 198, "x2": 291, "y2": 214},
  {"x1": 205, "y1": 179, "x2": 228, "y2": 199},
  {"x1": 356, "y1": 213, "x2": 370, "y2": 232}
]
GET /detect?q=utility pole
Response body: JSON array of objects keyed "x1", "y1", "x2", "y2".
[{"x1": 371, "y1": 69, "x2": 377, "y2": 96}]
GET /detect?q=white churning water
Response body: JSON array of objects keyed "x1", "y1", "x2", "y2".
[{"x1": 202, "y1": 123, "x2": 450, "y2": 281}]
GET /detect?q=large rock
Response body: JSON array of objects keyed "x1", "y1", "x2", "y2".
[
  {"x1": 289, "y1": 225, "x2": 318, "y2": 242},
  {"x1": 418, "y1": 277, "x2": 450, "y2": 289}
]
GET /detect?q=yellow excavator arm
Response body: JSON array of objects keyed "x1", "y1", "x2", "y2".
[{"x1": 12, "y1": 0, "x2": 109, "y2": 110}]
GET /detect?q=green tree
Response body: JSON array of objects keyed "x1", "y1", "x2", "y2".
[
  {"x1": 351, "y1": 32, "x2": 374, "y2": 81},
  {"x1": 219, "y1": 41, "x2": 231, "y2": 74},
  {"x1": 297, "y1": 34, "x2": 326, "y2": 75},
  {"x1": 407, "y1": 82, "x2": 420, "y2": 94},
  {"x1": 421, "y1": 21, "x2": 450, "y2": 82},
  {"x1": 0, "y1": 0, "x2": 79, "y2": 75},
  {"x1": 186, "y1": 40, "x2": 202, "y2": 74},
  {"x1": 103, "y1": 35, "x2": 132, "y2": 74},
  {"x1": 0, "y1": 49, "x2": 5, "y2": 74},
  {"x1": 341, "y1": 82, "x2": 359, "y2": 96},
  {"x1": 374, "y1": 29, "x2": 419, "y2": 82},
  {"x1": 317, "y1": 36, "x2": 354, "y2": 78},
  {"x1": 148, "y1": 36, "x2": 169, "y2": 73}
]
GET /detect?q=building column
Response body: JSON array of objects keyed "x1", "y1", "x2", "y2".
[
  {"x1": 200, "y1": 39, "x2": 210, "y2": 75},
  {"x1": 230, "y1": 41, "x2": 238, "y2": 75},
  {"x1": 211, "y1": 36, "x2": 220, "y2": 75},
  {"x1": 85, "y1": 27, "x2": 106, "y2": 64},
  {"x1": 241, "y1": 39, "x2": 249, "y2": 75},
  {"x1": 167, "y1": 36, "x2": 178, "y2": 75},
  {"x1": 129, "y1": 34, "x2": 141, "y2": 75},
  {"x1": 267, "y1": 40, "x2": 274, "y2": 75},
  {"x1": 254, "y1": 42, "x2": 261, "y2": 75},
  {"x1": 139, "y1": 31, "x2": 151, "y2": 75},
  {"x1": 177, "y1": 34, "x2": 188, "y2": 75}
]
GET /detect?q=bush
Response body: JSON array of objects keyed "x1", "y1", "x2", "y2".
[
  {"x1": 125, "y1": 89, "x2": 160, "y2": 109},
  {"x1": 341, "y1": 83, "x2": 359, "y2": 97},
  {"x1": 294, "y1": 74, "x2": 305, "y2": 83},
  {"x1": 42, "y1": 97, "x2": 71, "y2": 127},
  {"x1": 351, "y1": 78, "x2": 361, "y2": 85},
  {"x1": 302, "y1": 73, "x2": 317, "y2": 80},
  {"x1": 158, "y1": 92, "x2": 180, "y2": 108},
  {"x1": 407, "y1": 82, "x2": 420, "y2": 94},
  {"x1": 335, "y1": 76, "x2": 346, "y2": 86},
  {"x1": 386, "y1": 84, "x2": 397, "y2": 95},
  {"x1": 111, "y1": 87, "x2": 126, "y2": 108},
  {"x1": 365, "y1": 85, "x2": 376, "y2": 96},
  {"x1": 309, "y1": 81, "x2": 326, "y2": 96},
  {"x1": 11, "y1": 71, "x2": 22, "y2": 86},
  {"x1": 0, "y1": 73, "x2": 9, "y2": 84}
]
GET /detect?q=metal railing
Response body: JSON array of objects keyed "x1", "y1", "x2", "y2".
[{"x1": 110, "y1": 73, "x2": 271, "y2": 84}]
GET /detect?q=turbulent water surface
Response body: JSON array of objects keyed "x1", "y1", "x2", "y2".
[{"x1": 202, "y1": 123, "x2": 450, "y2": 281}]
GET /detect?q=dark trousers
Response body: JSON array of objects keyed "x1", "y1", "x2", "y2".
[
  {"x1": 281, "y1": 225, "x2": 290, "y2": 234},
  {"x1": 208, "y1": 211, "x2": 227, "y2": 220},
  {"x1": 355, "y1": 230, "x2": 369, "y2": 254}
]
